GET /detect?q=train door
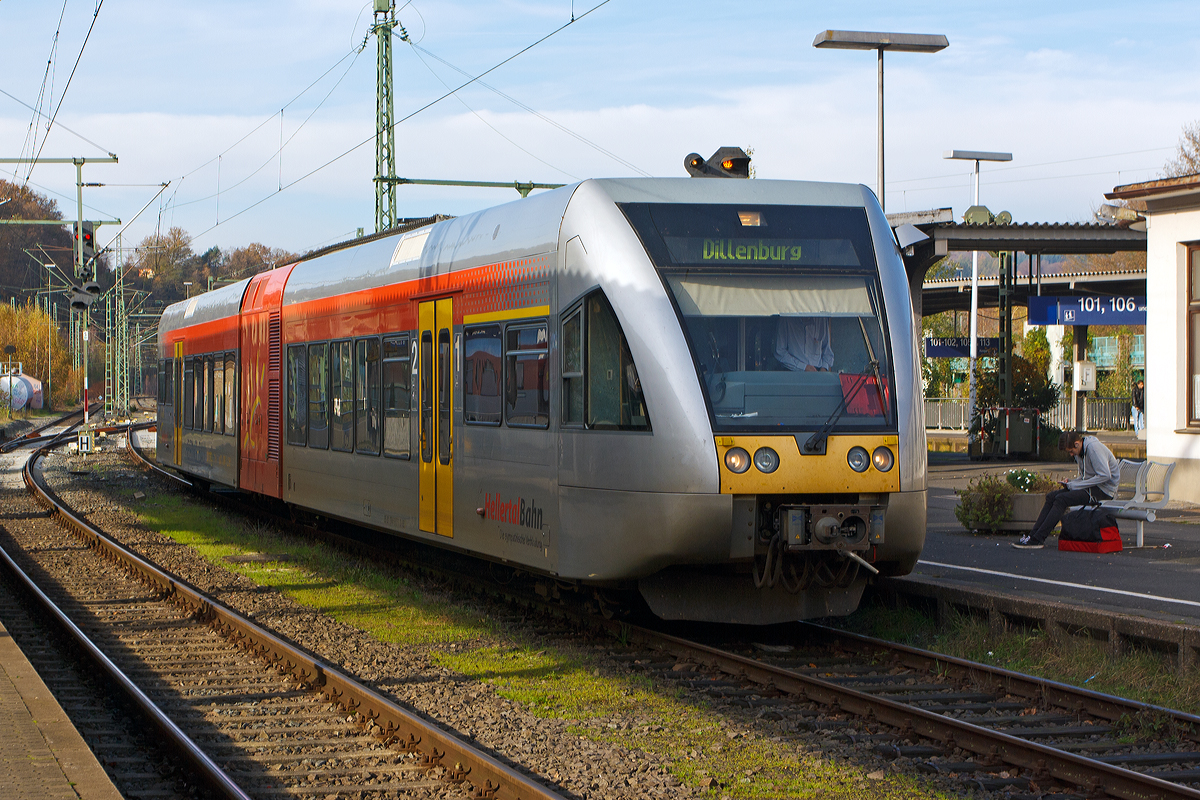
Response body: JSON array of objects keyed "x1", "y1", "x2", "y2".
[
  {"x1": 418, "y1": 298, "x2": 453, "y2": 537},
  {"x1": 173, "y1": 341, "x2": 183, "y2": 465}
]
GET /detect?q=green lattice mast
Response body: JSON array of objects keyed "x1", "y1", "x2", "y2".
[{"x1": 372, "y1": 0, "x2": 401, "y2": 233}]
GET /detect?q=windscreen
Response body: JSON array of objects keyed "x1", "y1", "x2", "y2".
[
  {"x1": 663, "y1": 272, "x2": 893, "y2": 431},
  {"x1": 623, "y1": 202, "x2": 894, "y2": 432}
]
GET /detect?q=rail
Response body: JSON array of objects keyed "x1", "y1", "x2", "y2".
[{"x1": 25, "y1": 422, "x2": 568, "y2": 800}]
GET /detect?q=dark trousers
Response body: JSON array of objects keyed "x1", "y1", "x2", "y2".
[{"x1": 1028, "y1": 487, "x2": 1111, "y2": 544}]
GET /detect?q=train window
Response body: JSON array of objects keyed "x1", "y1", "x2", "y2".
[
  {"x1": 330, "y1": 340, "x2": 354, "y2": 452},
  {"x1": 286, "y1": 345, "x2": 307, "y2": 446},
  {"x1": 224, "y1": 353, "x2": 236, "y2": 435},
  {"x1": 587, "y1": 295, "x2": 650, "y2": 430},
  {"x1": 463, "y1": 325, "x2": 502, "y2": 425},
  {"x1": 308, "y1": 343, "x2": 329, "y2": 449},
  {"x1": 438, "y1": 328, "x2": 452, "y2": 465},
  {"x1": 184, "y1": 359, "x2": 195, "y2": 429},
  {"x1": 562, "y1": 309, "x2": 583, "y2": 425},
  {"x1": 213, "y1": 357, "x2": 224, "y2": 434},
  {"x1": 160, "y1": 360, "x2": 170, "y2": 406},
  {"x1": 420, "y1": 332, "x2": 433, "y2": 463},
  {"x1": 505, "y1": 323, "x2": 549, "y2": 428},
  {"x1": 355, "y1": 338, "x2": 381, "y2": 456},
  {"x1": 559, "y1": 294, "x2": 650, "y2": 430},
  {"x1": 205, "y1": 357, "x2": 215, "y2": 432},
  {"x1": 662, "y1": 272, "x2": 894, "y2": 431},
  {"x1": 382, "y1": 336, "x2": 410, "y2": 459}
]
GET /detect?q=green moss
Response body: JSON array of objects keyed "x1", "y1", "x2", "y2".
[{"x1": 131, "y1": 486, "x2": 953, "y2": 799}]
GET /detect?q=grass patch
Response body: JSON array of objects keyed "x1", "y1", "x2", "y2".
[
  {"x1": 130, "y1": 486, "x2": 952, "y2": 798},
  {"x1": 844, "y1": 599, "x2": 1200, "y2": 715}
]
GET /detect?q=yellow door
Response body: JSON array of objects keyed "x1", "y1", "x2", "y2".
[
  {"x1": 173, "y1": 342, "x2": 183, "y2": 465},
  {"x1": 418, "y1": 298, "x2": 454, "y2": 537}
]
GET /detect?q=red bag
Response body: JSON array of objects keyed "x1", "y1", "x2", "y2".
[
  {"x1": 840, "y1": 374, "x2": 890, "y2": 416},
  {"x1": 1058, "y1": 526, "x2": 1122, "y2": 553}
]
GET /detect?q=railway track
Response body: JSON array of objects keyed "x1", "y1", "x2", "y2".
[
  {"x1": 119, "y1": 422, "x2": 1200, "y2": 800},
  {"x1": 0, "y1": 423, "x2": 566, "y2": 799}
]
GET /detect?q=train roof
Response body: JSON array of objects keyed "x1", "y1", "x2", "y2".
[{"x1": 159, "y1": 177, "x2": 876, "y2": 332}]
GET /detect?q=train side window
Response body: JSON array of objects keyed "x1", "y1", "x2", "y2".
[
  {"x1": 382, "y1": 336, "x2": 410, "y2": 459},
  {"x1": 161, "y1": 360, "x2": 170, "y2": 407},
  {"x1": 505, "y1": 323, "x2": 549, "y2": 428},
  {"x1": 286, "y1": 345, "x2": 307, "y2": 446},
  {"x1": 330, "y1": 340, "x2": 354, "y2": 452},
  {"x1": 184, "y1": 359, "x2": 195, "y2": 429},
  {"x1": 420, "y1": 332, "x2": 433, "y2": 463},
  {"x1": 212, "y1": 357, "x2": 223, "y2": 434},
  {"x1": 463, "y1": 324, "x2": 502, "y2": 425},
  {"x1": 562, "y1": 308, "x2": 584, "y2": 425},
  {"x1": 224, "y1": 353, "x2": 236, "y2": 435},
  {"x1": 438, "y1": 328, "x2": 452, "y2": 465},
  {"x1": 355, "y1": 337, "x2": 381, "y2": 455},
  {"x1": 205, "y1": 357, "x2": 215, "y2": 432},
  {"x1": 560, "y1": 292, "x2": 651, "y2": 431},
  {"x1": 308, "y1": 343, "x2": 329, "y2": 449}
]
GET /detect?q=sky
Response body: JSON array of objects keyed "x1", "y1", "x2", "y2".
[{"x1": 1, "y1": 0, "x2": 1197, "y2": 260}]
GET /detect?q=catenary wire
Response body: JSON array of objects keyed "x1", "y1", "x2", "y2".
[
  {"x1": 404, "y1": 39, "x2": 649, "y2": 177},
  {"x1": 186, "y1": 0, "x2": 616, "y2": 243},
  {"x1": 20, "y1": 0, "x2": 70, "y2": 171},
  {"x1": 407, "y1": 44, "x2": 580, "y2": 181},
  {"x1": 26, "y1": 0, "x2": 105, "y2": 184}
]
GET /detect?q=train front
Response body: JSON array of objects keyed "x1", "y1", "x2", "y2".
[{"x1": 562, "y1": 179, "x2": 926, "y2": 624}]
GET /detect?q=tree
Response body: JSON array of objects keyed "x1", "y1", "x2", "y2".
[
  {"x1": 1164, "y1": 120, "x2": 1200, "y2": 178},
  {"x1": 0, "y1": 180, "x2": 74, "y2": 303},
  {"x1": 975, "y1": 354, "x2": 1060, "y2": 414},
  {"x1": 0, "y1": 301, "x2": 78, "y2": 412},
  {"x1": 225, "y1": 242, "x2": 297, "y2": 278}
]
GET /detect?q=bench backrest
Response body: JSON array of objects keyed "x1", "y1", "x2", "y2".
[
  {"x1": 1115, "y1": 459, "x2": 1175, "y2": 509},
  {"x1": 1141, "y1": 460, "x2": 1175, "y2": 506},
  {"x1": 1114, "y1": 459, "x2": 1141, "y2": 502}
]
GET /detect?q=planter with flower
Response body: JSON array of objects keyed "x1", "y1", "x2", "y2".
[{"x1": 955, "y1": 469, "x2": 1060, "y2": 533}]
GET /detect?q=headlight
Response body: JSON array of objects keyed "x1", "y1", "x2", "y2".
[
  {"x1": 872, "y1": 446, "x2": 894, "y2": 472},
  {"x1": 724, "y1": 446, "x2": 751, "y2": 473},
  {"x1": 753, "y1": 447, "x2": 779, "y2": 473},
  {"x1": 847, "y1": 446, "x2": 870, "y2": 473}
]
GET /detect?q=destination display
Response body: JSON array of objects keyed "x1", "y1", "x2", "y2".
[
  {"x1": 1027, "y1": 296, "x2": 1146, "y2": 326},
  {"x1": 662, "y1": 236, "x2": 862, "y2": 268},
  {"x1": 924, "y1": 337, "x2": 1000, "y2": 358}
]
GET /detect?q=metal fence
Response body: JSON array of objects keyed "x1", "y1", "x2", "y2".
[{"x1": 926, "y1": 397, "x2": 1132, "y2": 431}]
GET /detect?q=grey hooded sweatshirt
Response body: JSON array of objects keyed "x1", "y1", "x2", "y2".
[{"x1": 1066, "y1": 435, "x2": 1119, "y2": 498}]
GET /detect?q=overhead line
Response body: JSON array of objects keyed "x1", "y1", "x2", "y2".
[
  {"x1": 26, "y1": 0, "x2": 106, "y2": 184},
  {"x1": 188, "y1": 0, "x2": 615, "y2": 242},
  {"x1": 404, "y1": 38, "x2": 649, "y2": 176}
]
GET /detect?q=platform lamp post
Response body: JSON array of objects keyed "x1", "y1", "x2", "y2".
[
  {"x1": 944, "y1": 149, "x2": 1013, "y2": 446},
  {"x1": 813, "y1": 30, "x2": 948, "y2": 212}
]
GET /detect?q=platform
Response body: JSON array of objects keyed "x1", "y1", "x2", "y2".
[
  {"x1": 902, "y1": 450, "x2": 1200, "y2": 629},
  {"x1": 0, "y1": 616, "x2": 121, "y2": 799}
]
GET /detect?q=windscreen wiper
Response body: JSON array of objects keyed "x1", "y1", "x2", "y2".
[{"x1": 801, "y1": 318, "x2": 887, "y2": 455}]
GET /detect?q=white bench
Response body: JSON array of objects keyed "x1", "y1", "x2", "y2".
[{"x1": 1099, "y1": 459, "x2": 1176, "y2": 548}]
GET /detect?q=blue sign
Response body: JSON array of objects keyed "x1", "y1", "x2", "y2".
[
  {"x1": 925, "y1": 337, "x2": 1000, "y2": 358},
  {"x1": 1027, "y1": 296, "x2": 1146, "y2": 326}
]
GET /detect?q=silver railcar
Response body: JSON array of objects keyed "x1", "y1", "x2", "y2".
[{"x1": 158, "y1": 178, "x2": 926, "y2": 624}]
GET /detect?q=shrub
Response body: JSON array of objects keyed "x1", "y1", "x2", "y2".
[
  {"x1": 955, "y1": 474, "x2": 1015, "y2": 532},
  {"x1": 1005, "y1": 469, "x2": 1059, "y2": 493}
]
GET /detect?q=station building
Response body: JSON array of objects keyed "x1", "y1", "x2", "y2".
[{"x1": 1107, "y1": 173, "x2": 1200, "y2": 503}]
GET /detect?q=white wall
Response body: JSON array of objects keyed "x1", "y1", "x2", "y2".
[{"x1": 1145, "y1": 207, "x2": 1200, "y2": 503}]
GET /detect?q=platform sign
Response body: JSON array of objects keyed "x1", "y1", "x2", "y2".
[
  {"x1": 924, "y1": 337, "x2": 1000, "y2": 358},
  {"x1": 77, "y1": 431, "x2": 93, "y2": 454},
  {"x1": 1027, "y1": 296, "x2": 1146, "y2": 326}
]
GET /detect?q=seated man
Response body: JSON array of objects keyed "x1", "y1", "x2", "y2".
[
  {"x1": 1012, "y1": 430, "x2": 1119, "y2": 549},
  {"x1": 775, "y1": 317, "x2": 833, "y2": 372}
]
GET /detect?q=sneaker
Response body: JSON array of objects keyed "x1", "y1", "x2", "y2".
[{"x1": 1011, "y1": 535, "x2": 1044, "y2": 550}]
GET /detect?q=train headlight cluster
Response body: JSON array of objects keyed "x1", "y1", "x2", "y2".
[
  {"x1": 753, "y1": 447, "x2": 779, "y2": 473},
  {"x1": 847, "y1": 446, "x2": 870, "y2": 473},
  {"x1": 724, "y1": 447, "x2": 751, "y2": 473},
  {"x1": 872, "y1": 446, "x2": 894, "y2": 472}
]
